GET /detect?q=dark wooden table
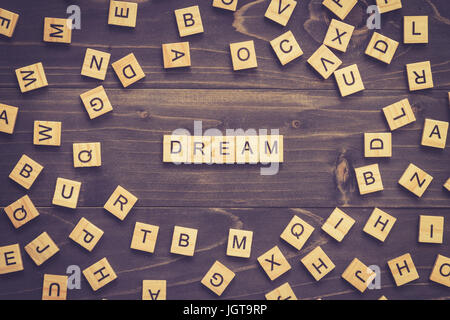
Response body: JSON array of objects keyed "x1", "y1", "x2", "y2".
[{"x1": 0, "y1": 0, "x2": 449, "y2": 300}]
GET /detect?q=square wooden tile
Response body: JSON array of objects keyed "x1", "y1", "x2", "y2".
[
  {"x1": 334, "y1": 64, "x2": 365, "y2": 97},
  {"x1": 280, "y1": 215, "x2": 314, "y2": 250},
  {"x1": 376, "y1": 0, "x2": 402, "y2": 13},
  {"x1": 162, "y1": 42, "x2": 191, "y2": 69},
  {"x1": 201, "y1": 261, "x2": 235, "y2": 296},
  {"x1": 226, "y1": 228, "x2": 253, "y2": 258},
  {"x1": 111, "y1": 53, "x2": 145, "y2": 88},
  {"x1": 421, "y1": 118, "x2": 448, "y2": 149},
  {"x1": 142, "y1": 280, "x2": 166, "y2": 300},
  {"x1": 4, "y1": 195, "x2": 40, "y2": 229},
  {"x1": 187, "y1": 136, "x2": 212, "y2": 164},
  {"x1": 52, "y1": 177, "x2": 82, "y2": 209},
  {"x1": 259, "y1": 135, "x2": 284, "y2": 163},
  {"x1": 108, "y1": 0, "x2": 138, "y2": 28},
  {"x1": 257, "y1": 246, "x2": 291, "y2": 281},
  {"x1": 382, "y1": 98, "x2": 416, "y2": 131},
  {"x1": 131, "y1": 222, "x2": 159, "y2": 253},
  {"x1": 69, "y1": 217, "x2": 104, "y2": 252},
  {"x1": 354, "y1": 163, "x2": 384, "y2": 195},
  {"x1": 364, "y1": 132, "x2": 392, "y2": 158},
  {"x1": 307, "y1": 44, "x2": 342, "y2": 79},
  {"x1": 0, "y1": 244, "x2": 23, "y2": 275},
  {"x1": 42, "y1": 274, "x2": 68, "y2": 300},
  {"x1": 363, "y1": 208, "x2": 397, "y2": 242},
  {"x1": 387, "y1": 253, "x2": 419, "y2": 286},
  {"x1": 104, "y1": 185, "x2": 138, "y2": 220},
  {"x1": 236, "y1": 135, "x2": 259, "y2": 164},
  {"x1": 170, "y1": 226, "x2": 198, "y2": 256},
  {"x1": 33, "y1": 121, "x2": 61, "y2": 146},
  {"x1": 9, "y1": 154, "x2": 44, "y2": 190},
  {"x1": 323, "y1": 19, "x2": 355, "y2": 52},
  {"x1": 175, "y1": 5, "x2": 204, "y2": 37},
  {"x1": 15, "y1": 62, "x2": 48, "y2": 93},
  {"x1": 398, "y1": 163, "x2": 433, "y2": 197},
  {"x1": 404, "y1": 16, "x2": 428, "y2": 44},
  {"x1": 0, "y1": 8, "x2": 19, "y2": 37},
  {"x1": 73, "y1": 142, "x2": 102, "y2": 167},
  {"x1": 163, "y1": 135, "x2": 189, "y2": 163},
  {"x1": 230, "y1": 40, "x2": 258, "y2": 71},
  {"x1": 83, "y1": 257, "x2": 117, "y2": 291},
  {"x1": 0, "y1": 103, "x2": 18, "y2": 134},
  {"x1": 365, "y1": 32, "x2": 399, "y2": 64},
  {"x1": 429, "y1": 254, "x2": 450, "y2": 287},
  {"x1": 341, "y1": 258, "x2": 375, "y2": 293},
  {"x1": 444, "y1": 178, "x2": 450, "y2": 192},
  {"x1": 25, "y1": 232, "x2": 59, "y2": 266},
  {"x1": 406, "y1": 61, "x2": 433, "y2": 91},
  {"x1": 322, "y1": 0, "x2": 357, "y2": 20},
  {"x1": 270, "y1": 30, "x2": 303, "y2": 66},
  {"x1": 265, "y1": 282, "x2": 297, "y2": 300},
  {"x1": 213, "y1": 0, "x2": 238, "y2": 12},
  {"x1": 81, "y1": 48, "x2": 111, "y2": 80},
  {"x1": 321, "y1": 207, "x2": 355, "y2": 242},
  {"x1": 43, "y1": 18, "x2": 72, "y2": 44},
  {"x1": 264, "y1": 0, "x2": 297, "y2": 27},
  {"x1": 211, "y1": 136, "x2": 236, "y2": 164},
  {"x1": 301, "y1": 246, "x2": 335, "y2": 281},
  {"x1": 80, "y1": 86, "x2": 113, "y2": 120},
  {"x1": 419, "y1": 215, "x2": 444, "y2": 244}
]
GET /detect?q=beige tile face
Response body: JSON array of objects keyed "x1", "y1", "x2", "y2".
[
  {"x1": 270, "y1": 30, "x2": 303, "y2": 66},
  {"x1": 404, "y1": 16, "x2": 428, "y2": 44},
  {"x1": 406, "y1": 61, "x2": 433, "y2": 91},
  {"x1": 429, "y1": 255, "x2": 450, "y2": 287},
  {"x1": 81, "y1": 49, "x2": 111, "y2": 80},
  {"x1": 9, "y1": 154, "x2": 44, "y2": 190},
  {"x1": 307, "y1": 44, "x2": 342, "y2": 79},
  {"x1": 108, "y1": 0, "x2": 138, "y2": 27},
  {"x1": 354, "y1": 163, "x2": 384, "y2": 195},
  {"x1": 387, "y1": 253, "x2": 419, "y2": 286},
  {"x1": 4, "y1": 195, "x2": 40, "y2": 229},
  {"x1": 83, "y1": 258, "x2": 117, "y2": 291},
  {"x1": 321, "y1": 207, "x2": 355, "y2": 242},
  {"x1": 418, "y1": 215, "x2": 444, "y2": 244},
  {"x1": 265, "y1": 282, "x2": 297, "y2": 300},
  {"x1": 42, "y1": 274, "x2": 68, "y2": 300},
  {"x1": 201, "y1": 261, "x2": 235, "y2": 296},
  {"x1": 230, "y1": 41, "x2": 258, "y2": 71},
  {"x1": 301, "y1": 246, "x2": 335, "y2": 281},
  {"x1": 142, "y1": 280, "x2": 166, "y2": 300},
  {"x1": 69, "y1": 217, "x2": 104, "y2": 252},
  {"x1": 73, "y1": 142, "x2": 102, "y2": 167},
  {"x1": 43, "y1": 18, "x2": 72, "y2": 43},
  {"x1": 421, "y1": 119, "x2": 448, "y2": 149},
  {"x1": 80, "y1": 86, "x2": 113, "y2": 120},
  {"x1": 16, "y1": 62, "x2": 48, "y2": 93},
  {"x1": 398, "y1": 163, "x2": 433, "y2": 197},
  {"x1": 363, "y1": 208, "x2": 396, "y2": 242},
  {"x1": 334, "y1": 64, "x2": 365, "y2": 97},
  {"x1": 264, "y1": 0, "x2": 297, "y2": 27},
  {"x1": 323, "y1": 19, "x2": 355, "y2": 52},
  {"x1": 52, "y1": 177, "x2": 82, "y2": 209},
  {"x1": 33, "y1": 121, "x2": 61, "y2": 146},
  {"x1": 364, "y1": 132, "x2": 392, "y2": 158},
  {"x1": 104, "y1": 185, "x2": 138, "y2": 220},
  {"x1": 111, "y1": 53, "x2": 145, "y2": 88},
  {"x1": 162, "y1": 42, "x2": 191, "y2": 69},
  {"x1": 257, "y1": 246, "x2": 291, "y2": 281},
  {"x1": 0, "y1": 8, "x2": 19, "y2": 37},
  {"x1": 170, "y1": 226, "x2": 198, "y2": 256},
  {"x1": 341, "y1": 258, "x2": 375, "y2": 293},
  {"x1": 280, "y1": 215, "x2": 314, "y2": 250},
  {"x1": 322, "y1": 0, "x2": 357, "y2": 20},
  {"x1": 213, "y1": 0, "x2": 238, "y2": 12},
  {"x1": 0, "y1": 244, "x2": 23, "y2": 275},
  {"x1": 131, "y1": 222, "x2": 159, "y2": 253},
  {"x1": 376, "y1": 0, "x2": 402, "y2": 13},
  {"x1": 175, "y1": 5, "x2": 204, "y2": 37},
  {"x1": 365, "y1": 32, "x2": 399, "y2": 64},
  {"x1": 25, "y1": 232, "x2": 59, "y2": 266},
  {"x1": 226, "y1": 228, "x2": 253, "y2": 258},
  {"x1": 382, "y1": 98, "x2": 416, "y2": 131},
  {"x1": 0, "y1": 103, "x2": 19, "y2": 134}
]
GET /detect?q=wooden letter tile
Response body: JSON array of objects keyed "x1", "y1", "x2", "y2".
[
  {"x1": 162, "y1": 42, "x2": 191, "y2": 69},
  {"x1": 81, "y1": 48, "x2": 111, "y2": 80},
  {"x1": 213, "y1": 0, "x2": 238, "y2": 12},
  {"x1": 0, "y1": 244, "x2": 23, "y2": 275},
  {"x1": 364, "y1": 132, "x2": 392, "y2": 158},
  {"x1": 201, "y1": 261, "x2": 235, "y2": 296},
  {"x1": 404, "y1": 16, "x2": 428, "y2": 44},
  {"x1": 111, "y1": 53, "x2": 145, "y2": 88},
  {"x1": 236, "y1": 135, "x2": 259, "y2": 164},
  {"x1": 280, "y1": 215, "x2": 314, "y2": 250},
  {"x1": 142, "y1": 280, "x2": 166, "y2": 300},
  {"x1": 15, "y1": 62, "x2": 48, "y2": 93},
  {"x1": 321, "y1": 207, "x2": 355, "y2": 242},
  {"x1": 170, "y1": 226, "x2": 198, "y2": 256},
  {"x1": 322, "y1": 0, "x2": 358, "y2": 20},
  {"x1": 429, "y1": 254, "x2": 450, "y2": 288},
  {"x1": 226, "y1": 228, "x2": 253, "y2": 258},
  {"x1": 43, "y1": 18, "x2": 72, "y2": 44},
  {"x1": 334, "y1": 64, "x2": 365, "y2": 97},
  {"x1": 445, "y1": 178, "x2": 450, "y2": 192},
  {"x1": 341, "y1": 258, "x2": 375, "y2": 293},
  {"x1": 83, "y1": 257, "x2": 117, "y2": 291},
  {"x1": 25, "y1": 232, "x2": 59, "y2": 266},
  {"x1": 230, "y1": 40, "x2": 258, "y2": 71},
  {"x1": 270, "y1": 30, "x2": 303, "y2": 66},
  {"x1": 421, "y1": 118, "x2": 448, "y2": 149},
  {"x1": 211, "y1": 136, "x2": 236, "y2": 164},
  {"x1": 131, "y1": 222, "x2": 159, "y2": 253},
  {"x1": 104, "y1": 185, "x2": 138, "y2": 220},
  {"x1": 265, "y1": 282, "x2": 297, "y2": 300},
  {"x1": 52, "y1": 177, "x2": 82, "y2": 209},
  {"x1": 382, "y1": 98, "x2": 416, "y2": 131},
  {"x1": 363, "y1": 208, "x2": 396, "y2": 242},
  {"x1": 259, "y1": 135, "x2": 283, "y2": 163},
  {"x1": 264, "y1": 0, "x2": 297, "y2": 27},
  {"x1": 0, "y1": 8, "x2": 19, "y2": 37},
  {"x1": 0, "y1": 103, "x2": 18, "y2": 134},
  {"x1": 376, "y1": 0, "x2": 402, "y2": 14},
  {"x1": 419, "y1": 215, "x2": 444, "y2": 244},
  {"x1": 108, "y1": 0, "x2": 138, "y2": 28},
  {"x1": 365, "y1": 32, "x2": 399, "y2": 64},
  {"x1": 175, "y1": 5, "x2": 204, "y2": 37},
  {"x1": 257, "y1": 246, "x2": 291, "y2": 281},
  {"x1": 9, "y1": 154, "x2": 44, "y2": 190},
  {"x1": 323, "y1": 19, "x2": 355, "y2": 53},
  {"x1": 307, "y1": 44, "x2": 342, "y2": 79},
  {"x1": 4, "y1": 195, "x2": 40, "y2": 229},
  {"x1": 33, "y1": 121, "x2": 61, "y2": 146},
  {"x1": 42, "y1": 274, "x2": 68, "y2": 300},
  {"x1": 354, "y1": 163, "x2": 384, "y2": 195},
  {"x1": 80, "y1": 86, "x2": 113, "y2": 120},
  {"x1": 406, "y1": 61, "x2": 433, "y2": 91},
  {"x1": 301, "y1": 246, "x2": 335, "y2": 281},
  {"x1": 69, "y1": 217, "x2": 104, "y2": 252},
  {"x1": 73, "y1": 142, "x2": 102, "y2": 167},
  {"x1": 387, "y1": 253, "x2": 419, "y2": 286},
  {"x1": 398, "y1": 163, "x2": 433, "y2": 197},
  {"x1": 163, "y1": 135, "x2": 189, "y2": 163}
]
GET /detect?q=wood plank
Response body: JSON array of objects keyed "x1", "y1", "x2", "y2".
[
  {"x1": 0, "y1": 207, "x2": 448, "y2": 300},
  {"x1": 0, "y1": 0, "x2": 449, "y2": 90}
]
